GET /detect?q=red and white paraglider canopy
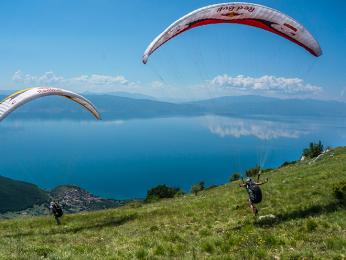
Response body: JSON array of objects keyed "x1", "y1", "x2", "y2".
[{"x1": 143, "y1": 2, "x2": 322, "y2": 64}]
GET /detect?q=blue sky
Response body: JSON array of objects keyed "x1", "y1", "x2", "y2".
[{"x1": 0, "y1": 0, "x2": 345, "y2": 100}]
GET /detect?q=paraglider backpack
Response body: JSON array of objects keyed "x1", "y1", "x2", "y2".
[
  {"x1": 247, "y1": 182, "x2": 263, "y2": 204},
  {"x1": 53, "y1": 204, "x2": 63, "y2": 217}
]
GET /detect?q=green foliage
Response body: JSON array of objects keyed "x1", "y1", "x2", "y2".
[
  {"x1": 205, "y1": 185, "x2": 218, "y2": 191},
  {"x1": 303, "y1": 141, "x2": 324, "y2": 159},
  {"x1": 33, "y1": 246, "x2": 51, "y2": 258},
  {"x1": 261, "y1": 168, "x2": 273, "y2": 173},
  {"x1": 305, "y1": 218, "x2": 318, "y2": 232},
  {"x1": 326, "y1": 237, "x2": 346, "y2": 250},
  {"x1": 174, "y1": 190, "x2": 185, "y2": 198},
  {"x1": 135, "y1": 248, "x2": 148, "y2": 259},
  {"x1": 280, "y1": 160, "x2": 297, "y2": 168},
  {"x1": 0, "y1": 176, "x2": 49, "y2": 213},
  {"x1": 191, "y1": 181, "x2": 205, "y2": 195},
  {"x1": 245, "y1": 165, "x2": 261, "y2": 177},
  {"x1": 200, "y1": 239, "x2": 215, "y2": 253},
  {"x1": 146, "y1": 185, "x2": 181, "y2": 202},
  {"x1": 333, "y1": 181, "x2": 346, "y2": 203},
  {"x1": 229, "y1": 173, "x2": 241, "y2": 182}
]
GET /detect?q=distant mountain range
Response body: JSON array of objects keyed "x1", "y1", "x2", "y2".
[
  {"x1": 81, "y1": 91, "x2": 158, "y2": 101},
  {"x1": 191, "y1": 95, "x2": 346, "y2": 117},
  {"x1": 1, "y1": 94, "x2": 346, "y2": 120}
]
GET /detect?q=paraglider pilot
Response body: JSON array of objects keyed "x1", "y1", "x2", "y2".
[
  {"x1": 239, "y1": 175, "x2": 268, "y2": 216},
  {"x1": 49, "y1": 201, "x2": 63, "y2": 225}
]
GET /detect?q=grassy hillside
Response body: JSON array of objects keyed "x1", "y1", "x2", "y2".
[
  {"x1": 0, "y1": 176, "x2": 49, "y2": 213},
  {"x1": 0, "y1": 148, "x2": 346, "y2": 259}
]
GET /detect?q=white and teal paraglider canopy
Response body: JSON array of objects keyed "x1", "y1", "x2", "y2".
[
  {"x1": 143, "y1": 2, "x2": 322, "y2": 64},
  {"x1": 0, "y1": 87, "x2": 101, "y2": 121}
]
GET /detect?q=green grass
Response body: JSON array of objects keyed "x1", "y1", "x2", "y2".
[{"x1": 1, "y1": 148, "x2": 346, "y2": 259}]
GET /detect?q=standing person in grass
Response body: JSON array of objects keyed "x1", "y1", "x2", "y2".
[
  {"x1": 49, "y1": 201, "x2": 63, "y2": 225},
  {"x1": 239, "y1": 176, "x2": 268, "y2": 216}
]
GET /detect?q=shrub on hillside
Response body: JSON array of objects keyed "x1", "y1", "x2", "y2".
[
  {"x1": 280, "y1": 160, "x2": 297, "y2": 168},
  {"x1": 229, "y1": 173, "x2": 241, "y2": 182},
  {"x1": 245, "y1": 166, "x2": 261, "y2": 178},
  {"x1": 333, "y1": 181, "x2": 346, "y2": 204},
  {"x1": 261, "y1": 168, "x2": 273, "y2": 173},
  {"x1": 191, "y1": 181, "x2": 205, "y2": 196},
  {"x1": 146, "y1": 185, "x2": 181, "y2": 202},
  {"x1": 205, "y1": 185, "x2": 218, "y2": 191},
  {"x1": 174, "y1": 190, "x2": 185, "y2": 198},
  {"x1": 303, "y1": 141, "x2": 324, "y2": 159}
]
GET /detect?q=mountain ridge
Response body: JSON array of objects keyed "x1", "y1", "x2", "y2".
[{"x1": 1, "y1": 94, "x2": 346, "y2": 120}]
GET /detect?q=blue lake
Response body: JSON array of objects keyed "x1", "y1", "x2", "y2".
[{"x1": 0, "y1": 116, "x2": 345, "y2": 199}]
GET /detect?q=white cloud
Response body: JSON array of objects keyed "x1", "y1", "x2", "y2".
[
  {"x1": 206, "y1": 116, "x2": 310, "y2": 140},
  {"x1": 13, "y1": 70, "x2": 63, "y2": 85},
  {"x1": 12, "y1": 70, "x2": 136, "y2": 93},
  {"x1": 11, "y1": 70, "x2": 188, "y2": 100},
  {"x1": 70, "y1": 74, "x2": 129, "y2": 86},
  {"x1": 12, "y1": 71, "x2": 323, "y2": 101},
  {"x1": 150, "y1": 81, "x2": 164, "y2": 89},
  {"x1": 208, "y1": 74, "x2": 322, "y2": 96}
]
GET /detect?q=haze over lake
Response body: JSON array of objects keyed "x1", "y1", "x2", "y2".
[{"x1": 1, "y1": 115, "x2": 345, "y2": 199}]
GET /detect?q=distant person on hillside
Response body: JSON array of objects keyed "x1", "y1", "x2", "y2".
[
  {"x1": 239, "y1": 176, "x2": 268, "y2": 216},
  {"x1": 49, "y1": 201, "x2": 63, "y2": 225}
]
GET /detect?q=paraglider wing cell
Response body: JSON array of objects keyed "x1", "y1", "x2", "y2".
[
  {"x1": 0, "y1": 87, "x2": 101, "y2": 121},
  {"x1": 143, "y1": 2, "x2": 322, "y2": 63}
]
